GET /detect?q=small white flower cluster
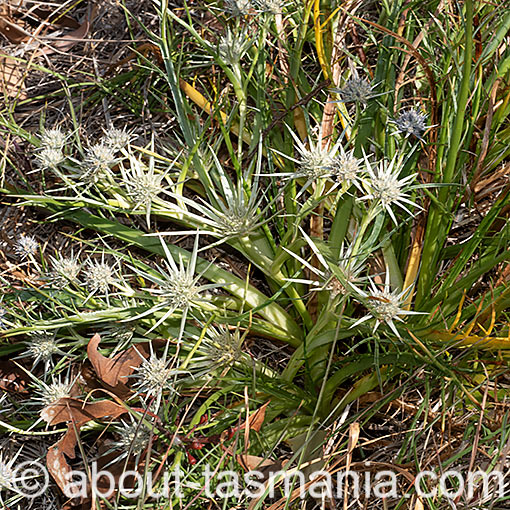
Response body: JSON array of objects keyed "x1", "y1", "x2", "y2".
[
  {"x1": 14, "y1": 234, "x2": 38, "y2": 260},
  {"x1": 113, "y1": 419, "x2": 152, "y2": 457},
  {"x1": 224, "y1": 0, "x2": 283, "y2": 16},
  {"x1": 48, "y1": 253, "x2": 81, "y2": 288},
  {"x1": 25, "y1": 331, "x2": 62, "y2": 368},
  {"x1": 35, "y1": 127, "x2": 67, "y2": 171},
  {"x1": 134, "y1": 354, "x2": 177, "y2": 397},
  {"x1": 218, "y1": 27, "x2": 253, "y2": 65},
  {"x1": 37, "y1": 380, "x2": 73, "y2": 407}
]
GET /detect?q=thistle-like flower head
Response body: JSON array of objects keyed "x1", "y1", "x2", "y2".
[
  {"x1": 0, "y1": 451, "x2": 19, "y2": 492},
  {"x1": 40, "y1": 382, "x2": 73, "y2": 406},
  {"x1": 360, "y1": 154, "x2": 422, "y2": 224},
  {"x1": 268, "y1": 127, "x2": 350, "y2": 195},
  {"x1": 134, "y1": 354, "x2": 177, "y2": 396},
  {"x1": 351, "y1": 271, "x2": 425, "y2": 337},
  {"x1": 165, "y1": 160, "x2": 270, "y2": 243},
  {"x1": 393, "y1": 109, "x2": 429, "y2": 139},
  {"x1": 48, "y1": 253, "x2": 81, "y2": 288},
  {"x1": 25, "y1": 331, "x2": 63, "y2": 368},
  {"x1": 35, "y1": 147, "x2": 65, "y2": 171},
  {"x1": 35, "y1": 377, "x2": 74, "y2": 407},
  {"x1": 218, "y1": 27, "x2": 253, "y2": 65},
  {"x1": 255, "y1": 0, "x2": 283, "y2": 14},
  {"x1": 224, "y1": 0, "x2": 253, "y2": 16},
  {"x1": 195, "y1": 325, "x2": 244, "y2": 376},
  {"x1": 14, "y1": 234, "x2": 38, "y2": 260},
  {"x1": 102, "y1": 127, "x2": 131, "y2": 150},
  {"x1": 283, "y1": 228, "x2": 366, "y2": 300},
  {"x1": 84, "y1": 256, "x2": 118, "y2": 295},
  {"x1": 113, "y1": 419, "x2": 152, "y2": 457},
  {"x1": 82, "y1": 143, "x2": 117, "y2": 183},
  {"x1": 334, "y1": 77, "x2": 374, "y2": 104},
  {"x1": 40, "y1": 127, "x2": 67, "y2": 151},
  {"x1": 132, "y1": 235, "x2": 221, "y2": 335}
]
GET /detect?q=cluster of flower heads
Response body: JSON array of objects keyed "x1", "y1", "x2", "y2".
[{"x1": 35, "y1": 125, "x2": 130, "y2": 182}]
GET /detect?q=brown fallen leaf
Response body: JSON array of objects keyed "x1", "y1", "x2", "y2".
[
  {"x1": 40, "y1": 15, "x2": 92, "y2": 56},
  {"x1": 0, "y1": 53, "x2": 26, "y2": 100},
  {"x1": 0, "y1": 17, "x2": 28, "y2": 43},
  {"x1": 41, "y1": 397, "x2": 127, "y2": 426},
  {"x1": 237, "y1": 454, "x2": 286, "y2": 473},
  {"x1": 243, "y1": 401, "x2": 270, "y2": 433},
  {"x1": 86, "y1": 334, "x2": 151, "y2": 396},
  {"x1": 47, "y1": 426, "x2": 81, "y2": 498}
]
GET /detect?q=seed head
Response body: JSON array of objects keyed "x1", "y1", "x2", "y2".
[
  {"x1": 394, "y1": 109, "x2": 428, "y2": 138},
  {"x1": 14, "y1": 234, "x2": 38, "y2": 260}
]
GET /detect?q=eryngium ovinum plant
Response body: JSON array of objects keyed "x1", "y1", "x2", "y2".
[{"x1": 2, "y1": 0, "x2": 510, "y2": 507}]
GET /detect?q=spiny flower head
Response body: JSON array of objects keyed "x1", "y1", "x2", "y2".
[
  {"x1": 125, "y1": 166, "x2": 164, "y2": 208},
  {"x1": 14, "y1": 234, "x2": 38, "y2": 260},
  {"x1": 134, "y1": 354, "x2": 176, "y2": 396},
  {"x1": 224, "y1": 0, "x2": 253, "y2": 16},
  {"x1": 283, "y1": 228, "x2": 366, "y2": 300},
  {"x1": 202, "y1": 325, "x2": 243, "y2": 366},
  {"x1": 132, "y1": 235, "x2": 221, "y2": 334},
  {"x1": 351, "y1": 272, "x2": 425, "y2": 338},
  {"x1": 35, "y1": 147, "x2": 65, "y2": 171},
  {"x1": 82, "y1": 143, "x2": 117, "y2": 183},
  {"x1": 25, "y1": 331, "x2": 63, "y2": 368},
  {"x1": 0, "y1": 452, "x2": 18, "y2": 492},
  {"x1": 36, "y1": 378, "x2": 74, "y2": 407},
  {"x1": 218, "y1": 27, "x2": 252, "y2": 65},
  {"x1": 113, "y1": 419, "x2": 152, "y2": 457},
  {"x1": 360, "y1": 154, "x2": 421, "y2": 224},
  {"x1": 39, "y1": 127, "x2": 67, "y2": 151},
  {"x1": 84, "y1": 257, "x2": 117, "y2": 294},
  {"x1": 334, "y1": 77, "x2": 374, "y2": 104},
  {"x1": 329, "y1": 147, "x2": 363, "y2": 191},
  {"x1": 48, "y1": 253, "x2": 81, "y2": 288},
  {"x1": 255, "y1": 0, "x2": 283, "y2": 14},
  {"x1": 102, "y1": 127, "x2": 131, "y2": 150},
  {"x1": 393, "y1": 109, "x2": 429, "y2": 139}
]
